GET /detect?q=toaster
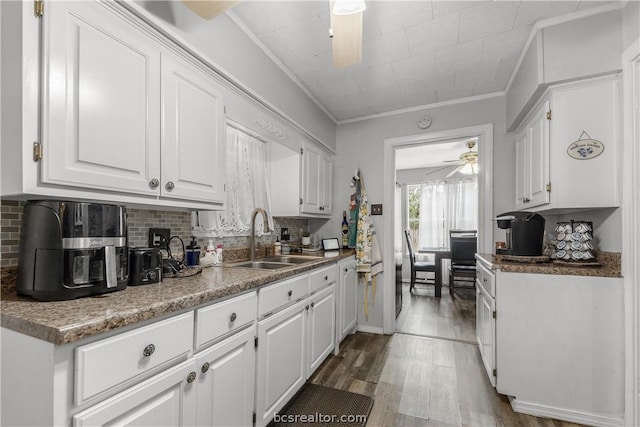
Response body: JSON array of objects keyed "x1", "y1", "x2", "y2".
[{"x1": 129, "y1": 248, "x2": 162, "y2": 285}]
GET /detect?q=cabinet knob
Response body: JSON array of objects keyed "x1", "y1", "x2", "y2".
[
  {"x1": 319, "y1": 206, "x2": 325, "y2": 211},
  {"x1": 142, "y1": 344, "x2": 155, "y2": 357},
  {"x1": 165, "y1": 181, "x2": 175, "y2": 191},
  {"x1": 187, "y1": 372, "x2": 197, "y2": 383},
  {"x1": 305, "y1": 305, "x2": 309, "y2": 311},
  {"x1": 483, "y1": 277, "x2": 487, "y2": 283},
  {"x1": 287, "y1": 290, "x2": 293, "y2": 297},
  {"x1": 311, "y1": 302, "x2": 315, "y2": 308},
  {"x1": 324, "y1": 276, "x2": 328, "y2": 281},
  {"x1": 148, "y1": 179, "x2": 159, "y2": 190},
  {"x1": 230, "y1": 312, "x2": 237, "y2": 322},
  {"x1": 201, "y1": 362, "x2": 210, "y2": 373}
]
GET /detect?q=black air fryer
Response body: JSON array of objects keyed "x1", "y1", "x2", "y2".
[
  {"x1": 17, "y1": 201, "x2": 129, "y2": 301},
  {"x1": 495, "y1": 211, "x2": 545, "y2": 256}
]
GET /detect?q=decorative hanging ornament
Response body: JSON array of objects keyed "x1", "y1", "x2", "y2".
[{"x1": 567, "y1": 131, "x2": 604, "y2": 160}]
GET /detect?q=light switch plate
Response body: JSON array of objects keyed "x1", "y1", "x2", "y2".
[{"x1": 371, "y1": 204, "x2": 383, "y2": 215}]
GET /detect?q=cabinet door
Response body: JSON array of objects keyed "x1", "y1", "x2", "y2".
[
  {"x1": 43, "y1": 1, "x2": 161, "y2": 195},
  {"x1": 255, "y1": 300, "x2": 307, "y2": 427},
  {"x1": 340, "y1": 261, "x2": 357, "y2": 340},
  {"x1": 514, "y1": 130, "x2": 528, "y2": 210},
  {"x1": 476, "y1": 280, "x2": 496, "y2": 387},
  {"x1": 307, "y1": 285, "x2": 335, "y2": 376},
  {"x1": 320, "y1": 155, "x2": 333, "y2": 214},
  {"x1": 301, "y1": 146, "x2": 322, "y2": 214},
  {"x1": 161, "y1": 53, "x2": 225, "y2": 204},
  {"x1": 526, "y1": 101, "x2": 550, "y2": 207},
  {"x1": 195, "y1": 326, "x2": 255, "y2": 427},
  {"x1": 73, "y1": 359, "x2": 197, "y2": 427}
]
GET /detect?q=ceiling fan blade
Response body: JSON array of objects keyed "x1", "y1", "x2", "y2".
[
  {"x1": 181, "y1": 0, "x2": 239, "y2": 20},
  {"x1": 424, "y1": 165, "x2": 455, "y2": 177},
  {"x1": 443, "y1": 159, "x2": 462, "y2": 163},
  {"x1": 445, "y1": 164, "x2": 465, "y2": 178},
  {"x1": 330, "y1": 1, "x2": 363, "y2": 67}
]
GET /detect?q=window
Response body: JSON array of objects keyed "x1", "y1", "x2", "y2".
[
  {"x1": 407, "y1": 177, "x2": 478, "y2": 249},
  {"x1": 191, "y1": 125, "x2": 273, "y2": 237}
]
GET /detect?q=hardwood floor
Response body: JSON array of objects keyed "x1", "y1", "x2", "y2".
[{"x1": 309, "y1": 283, "x2": 583, "y2": 427}]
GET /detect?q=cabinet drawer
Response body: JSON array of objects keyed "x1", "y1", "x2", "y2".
[
  {"x1": 195, "y1": 292, "x2": 257, "y2": 349},
  {"x1": 309, "y1": 264, "x2": 337, "y2": 294},
  {"x1": 477, "y1": 264, "x2": 495, "y2": 297},
  {"x1": 258, "y1": 275, "x2": 309, "y2": 317},
  {"x1": 75, "y1": 312, "x2": 194, "y2": 405}
]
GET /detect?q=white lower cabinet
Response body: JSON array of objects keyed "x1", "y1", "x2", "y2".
[
  {"x1": 475, "y1": 261, "x2": 496, "y2": 388},
  {"x1": 255, "y1": 299, "x2": 308, "y2": 427},
  {"x1": 307, "y1": 284, "x2": 336, "y2": 376},
  {"x1": 338, "y1": 257, "x2": 357, "y2": 342},
  {"x1": 73, "y1": 359, "x2": 197, "y2": 427},
  {"x1": 195, "y1": 326, "x2": 256, "y2": 427}
]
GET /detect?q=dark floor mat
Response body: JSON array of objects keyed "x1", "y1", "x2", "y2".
[{"x1": 271, "y1": 383, "x2": 374, "y2": 427}]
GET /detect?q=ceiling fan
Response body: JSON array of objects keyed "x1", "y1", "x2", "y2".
[{"x1": 425, "y1": 140, "x2": 479, "y2": 178}]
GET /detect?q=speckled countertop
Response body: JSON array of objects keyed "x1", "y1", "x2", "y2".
[
  {"x1": 0, "y1": 250, "x2": 355, "y2": 345},
  {"x1": 476, "y1": 251, "x2": 621, "y2": 278}
]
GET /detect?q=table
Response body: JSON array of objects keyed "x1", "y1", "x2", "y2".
[{"x1": 418, "y1": 247, "x2": 451, "y2": 297}]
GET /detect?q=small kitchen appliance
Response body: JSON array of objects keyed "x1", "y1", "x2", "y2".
[
  {"x1": 129, "y1": 248, "x2": 162, "y2": 285},
  {"x1": 17, "y1": 200, "x2": 129, "y2": 301},
  {"x1": 495, "y1": 211, "x2": 546, "y2": 256}
]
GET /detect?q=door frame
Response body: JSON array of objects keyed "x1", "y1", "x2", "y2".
[
  {"x1": 382, "y1": 124, "x2": 494, "y2": 334},
  {"x1": 622, "y1": 38, "x2": 640, "y2": 427}
]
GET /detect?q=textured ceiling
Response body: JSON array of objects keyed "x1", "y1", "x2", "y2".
[{"x1": 230, "y1": 0, "x2": 618, "y2": 122}]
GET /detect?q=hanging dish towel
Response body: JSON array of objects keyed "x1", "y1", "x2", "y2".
[{"x1": 354, "y1": 172, "x2": 383, "y2": 320}]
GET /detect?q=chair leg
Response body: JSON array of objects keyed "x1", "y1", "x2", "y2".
[
  {"x1": 410, "y1": 270, "x2": 415, "y2": 292},
  {"x1": 449, "y1": 272, "x2": 453, "y2": 294}
]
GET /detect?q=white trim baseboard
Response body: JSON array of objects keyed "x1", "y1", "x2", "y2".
[
  {"x1": 356, "y1": 325, "x2": 384, "y2": 335},
  {"x1": 509, "y1": 398, "x2": 624, "y2": 427}
]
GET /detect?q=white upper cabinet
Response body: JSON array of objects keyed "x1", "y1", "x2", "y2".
[
  {"x1": 301, "y1": 142, "x2": 333, "y2": 216},
  {"x1": 161, "y1": 53, "x2": 225, "y2": 204},
  {"x1": 269, "y1": 140, "x2": 334, "y2": 217},
  {"x1": 42, "y1": 1, "x2": 161, "y2": 196},
  {"x1": 514, "y1": 75, "x2": 620, "y2": 212},
  {"x1": 3, "y1": 1, "x2": 226, "y2": 209},
  {"x1": 514, "y1": 101, "x2": 550, "y2": 210}
]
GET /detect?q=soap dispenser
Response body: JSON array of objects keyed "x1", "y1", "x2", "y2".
[{"x1": 185, "y1": 236, "x2": 201, "y2": 266}]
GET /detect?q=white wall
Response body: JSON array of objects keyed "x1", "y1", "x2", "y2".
[
  {"x1": 317, "y1": 96, "x2": 511, "y2": 329},
  {"x1": 134, "y1": 1, "x2": 336, "y2": 150},
  {"x1": 622, "y1": 1, "x2": 639, "y2": 51}
]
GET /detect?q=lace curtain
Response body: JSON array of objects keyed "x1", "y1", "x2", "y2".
[
  {"x1": 418, "y1": 177, "x2": 478, "y2": 248},
  {"x1": 191, "y1": 126, "x2": 273, "y2": 237}
]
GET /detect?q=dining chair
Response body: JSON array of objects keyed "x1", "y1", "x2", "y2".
[
  {"x1": 404, "y1": 230, "x2": 436, "y2": 292},
  {"x1": 448, "y1": 230, "x2": 477, "y2": 295}
]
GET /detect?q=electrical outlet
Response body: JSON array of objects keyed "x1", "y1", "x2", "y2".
[{"x1": 149, "y1": 228, "x2": 170, "y2": 249}]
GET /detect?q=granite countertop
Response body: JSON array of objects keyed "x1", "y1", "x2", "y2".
[
  {"x1": 0, "y1": 250, "x2": 355, "y2": 345},
  {"x1": 476, "y1": 251, "x2": 621, "y2": 278}
]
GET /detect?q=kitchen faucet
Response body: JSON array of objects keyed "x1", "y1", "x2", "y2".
[{"x1": 250, "y1": 208, "x2": 270, "y2": 260}]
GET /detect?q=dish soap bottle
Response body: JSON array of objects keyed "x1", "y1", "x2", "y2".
[{"x1": 216, "y1": 243, "x2": 223, "y2": 264}]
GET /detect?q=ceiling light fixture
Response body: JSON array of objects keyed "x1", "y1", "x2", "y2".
[
  {"x1": 330, "y1": 0, "x2": 365, "y2": 67},
  {"x1": 332, "y1": 0, "x2": 366, "y2": 15}
]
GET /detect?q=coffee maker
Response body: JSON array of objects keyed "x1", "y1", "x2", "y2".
[
  {"x1": 495, "y1": 211, "x2": 546, "y2": 256},
  {"x1": 17, "y1": 201, "x2": 129, "y2": 301}
]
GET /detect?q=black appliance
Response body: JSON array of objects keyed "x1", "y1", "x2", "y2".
[
  {"x1": 495, "y1": 211, "x2": 546, "y2": 256},
  {"x1": 129, "y1": 248, "x2": 162, "y2": 286},
  {"x1": 17, "y1": 201, "x2": 129, "y2": 301}
]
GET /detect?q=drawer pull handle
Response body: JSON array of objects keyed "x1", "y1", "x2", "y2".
[
  {"x1": 143, "y1": 344, "x2": 155, "y2": 357},
  {"x1": 483, "y1": 278, "x2": 487, "y2": 283},
  {"x1": 287, "y1": 290, "x2": 293, "y2": 297},
  {"x1": 187, "y1": 372, "x2": 197, "y2": 383},
  {"x1": 201, "y1": 362, "x2": 210, "y2": 373},
  {"x1": 230, "y1": 312, "x2": 237, "y2": 322},
  {"x1": 311, "y1": 302, "x2": 315, "y2": 308}
]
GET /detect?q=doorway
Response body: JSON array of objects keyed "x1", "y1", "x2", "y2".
[{"x1": 382, "y1": 124, "x2": 494, "y2": 335}]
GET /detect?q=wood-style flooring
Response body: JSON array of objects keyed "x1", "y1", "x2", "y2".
[{"x1": 308, "y1": 283, "x2": 583, "y2": 427}]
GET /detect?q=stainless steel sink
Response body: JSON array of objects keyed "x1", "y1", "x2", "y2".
[
  {"x1": 228, "y1": 261, "x2": 295, "y2": 269},
  {"x1": 262, "y1": 255, "x2": 323, "y2": 264}
]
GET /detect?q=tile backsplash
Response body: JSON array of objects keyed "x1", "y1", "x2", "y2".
[{"x1": 0, "y1": 200, "x2": 308, "y2": 268}]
